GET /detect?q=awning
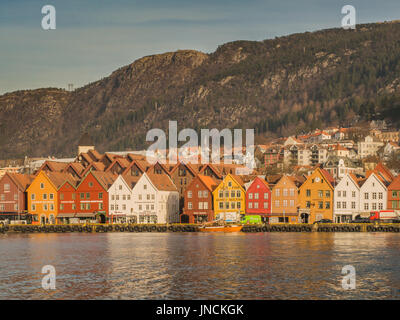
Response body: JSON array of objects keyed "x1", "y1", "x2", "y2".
[
  {"x1": 57, "y1": 213, "x2": 75, "y2": 218},
  {"x1": 75, "y1": 213, "x2": 97, "y2": 218}
]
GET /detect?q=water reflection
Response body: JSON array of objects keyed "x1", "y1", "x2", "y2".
[{"x1": 0, "y1": 232, "x2": 399, "y2": 300}]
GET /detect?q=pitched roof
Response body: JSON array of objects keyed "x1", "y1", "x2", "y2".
[
  {"x1": 47, "y1": 172, "x2": 79, "y2": 190},
  {"x1": 7, "y1": 173, "x2": 35, "y2": 191},
  {"x1": 121, "y1": 174, "x2": 141, "y2": 189},
  {"x1": 91, "y1": 171, "x2": 117, "y2": 190},
  {"x1": 374, "y1": 162, "x2": 394, "y2": 182},
  {"x1": 197, "y1": 174, "x2": 219, "y2": 192},
  {"x1": 146, "y1": 172, "x2": 178, "y2": 192},
  {"x1": 319, "y1": 168, "x2": 335, "y2": 186},
  {"x1": 388, "y1": 175, "x2": 400, "y2": 190}
]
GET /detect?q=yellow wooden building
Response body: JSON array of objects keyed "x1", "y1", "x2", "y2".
[
  {"x1": 26, "y1": 171, "x2": 71, "y2": 225},
  {"x1": 213, "y1": 174, "x2": 246, "y2": 221},
  {"x1": 298, "y1": 167, "x2": 335, "y2": 223}
]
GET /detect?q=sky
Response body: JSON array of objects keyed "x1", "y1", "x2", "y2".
[{"x1": 0, "y1": 0, "x2": 399, "y2": 94}]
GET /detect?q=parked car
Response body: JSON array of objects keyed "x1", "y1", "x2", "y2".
[
  {"x1": 313, "y1": 219, "x2": 333, "y2": 224},
  {"x1": 350, "y1": 217, "x2": 371, "y2": 223}
]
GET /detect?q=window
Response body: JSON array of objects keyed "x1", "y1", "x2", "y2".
[
  {"x1": 283, "y1": 200, "x2": 288, "y2": 207},
  {"x1": 237, "y1": 191, "x2": 241, "y2": 197},
  {"x1": 264, "y1": 193, "x2": 269, "y2": 199},
  {"x1": 80, "y1": 203, "x2": 85, "y2": 210},
  {"x1": 204, "y1": 202, "x2": 208, "y2": 210},
  {"x1": 14, "y1": 194, "x2": 18, "y2": 200},
  {"x1": 352, "y1": 191, "x2": 356, "y2": 198},
  {"x1": 338, "y1": 191, "x2": 342, "y2": 197},
  {"x1": 225, "y1": 202, "x2": 229, "y2": 209},
  {"x1": 249, "y1": 193, "x2": 253, "y2": 199},
  {"x1": 231, "y1": 191, "x2": 235, "y2": 198},
  {"x1": 342, "y1": 191, "x2": 346, "y2": 197},
  {"x1": 40, "y1": 183, "x2": 44, "y2": 189},
  {"x1": 86, "y1": 193, "x2": 90, "y2": 199},
  {"x1": 122, "y1": 204, "x2": 126, "y2": 210},
  {"x1": 275, "y1": 200, "x2": 280, "y2": 208},
  {"x1": 203, "y1": 191, "x2": 208, "y2": 198},
  {"x1": 342, "y1": 202, "x2": 346, "y2": 209},
  {"x1": 306, "y1": 201, "x2": 311, "y2": 208},
  {"x1": 0, "y1": 194, "x2": 4, "y2": 201},
  {"x1": 219, "y1": 202, "x2": 223, "y2": 209},
  {"x1": 139, "y1": 195, "x2": 142, "y2": 200},
  {"x1": 379, "y1": 193, "x2": 383, "y2": 200},
  {"x1": 290, "y1": 189, "x2": 295, "y2": 196},
  {"x1": 119, "y1": 185, "x2": 122, "y2": 190},
  {"x1": 379, "y1": 203, "x2": 383, "y2": 210},
  {"x1": 219, "y1": 191, "x2": 223, "y2": 198},
  {"x1": 89, "y1": 182, "x2": 93, "y2": 187},
  {"x1": 254, "y1": 202, "x2": 258, "y2": 209},
  {"x1": 60, "y1": 204, "x2": 64, "y2": 210},
  {"x1": 393, "y1": 191, "x2": 398, "y2": 198},
  {"x1": 231, "y1": 202, "x2": 236, "y2": 209},
  {"x1": 31, "y1": 193, "x2": 35, "y2": 200},
  {"x1": 31, "y1": 204, "x2": 36, "y2": 211},
  {"x1": 72, "y1": 193, "x2": 76, "y2": 200},
  {"x1": 4, "y1": 184, "x2": 10, "y2": 192},
  {"x1": 111, "y1": 205, "x2": 114, "y2": 210},
  {"x1": 364, "y1": 203, "x2": 369, "y2": 210},
  {"x1": 80, "y1": 193, "x2": 85, "y2": 199},
  {"x1": 198, "y1": 202, "x2": 203, "y2": 210},
  {"x1": 147, "y1": 194, "x2": 150, "y2": 200},
  {"x1": 372, "y1": 203, "x2": 377, "y2": 210},
  {"x1": 325, "y1": 202, "x2": 330, "y2": 209},
  {"x1": 372, "y1": 193, "x2": 377, "y2": 200},
  {"x1": 318, "y1": 190, "x2": 323, "y2": 198},
  {"x1": 50, "y1": 204, "x2": 54, "y2": 211},
  {"x1": 275, "y1": 189, "x2": 280, "y2": 197},
  {"x1": 237, "y1": 202, "x2": 241, "y2": 209},
  {"x1": 99, "y1": 203, "x2": 103, "y2": 210},
  {"x1": 86, "y1": 203, "x2": 91, "y2": 210},
  {"x1": 228, "y1": 182, "x2": 232, "y2": 187},
  {"x1": 364, "y1": 193, "x2": 369, "y2": 200},
  {"x1": 127, "y1": 195, "x2": 131, "y2": 200},
  {"x1": 326, "y1": 191, "x2": 331, "y2": 198},
  {"x1": 306, "y1": 189, "x2": 311, "y2": 197},
  {"x1": 60, "y1": 193, "x2": 64, "y2": 200},
  {"x1": 49, "y1": 193, "x2": 54, "y2": 200},
  {"x1": 139, "y1": 205, "x2": 142, "y2": 210},
  {"x1": 43, "y1": 194, "x2": 47, "y2": 200},
  {"x1": 283, "y1": 189, "x2": 288, "y2": 196},
  {"x1": 337, "y1": 202, "x2": 341, "y2": 209},
  {"x1": 290, "y1": 200, "x2": 294, "y2": 207},
  {"x1": 318, "y1": 202, "x2": 323, "y2": 209},
  {"x1": 99, "y1": 193, "x2": 103, "y2": 199},
  {"x1": 144, "y1": 184, "x2": 147, "y2": 190},
  {"x1": 43, "y1": 204, "x2": 48, "y2": 211},
  {"x1": 264, "y1": 202, "x2": 269, "y2": 209},
  {"x1": 254, "y1": 193, "x2": 259, "y2": 200},
  {"x1": 0, "y1": 204, "x2": 5, "y2": 211}
]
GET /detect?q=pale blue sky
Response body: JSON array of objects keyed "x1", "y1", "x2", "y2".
[{"x1": 0, "y1": 0, "x2": 399, "y2": 94}]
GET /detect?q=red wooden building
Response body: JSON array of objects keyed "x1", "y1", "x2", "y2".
[
  {"x1": 245, "y1": 176, "x2": 272, "y2": 219},
  {"x1": 181, "y1": 174, "x2": 219, "y2": 224},
  {"x1": 0, "y1": 173, "x2": 34, "y2": 222},
  {"x1": 75, "y1": 171, "x2": 116, "y2": 223}
]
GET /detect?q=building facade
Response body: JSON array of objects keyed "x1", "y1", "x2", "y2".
[
  {"x1": 271, "y1": 175, "x2": 301, "y2": 224},
  {"x1": 333, "y1": 173, "x2": 360, "y2": 223},
  {"x1": 245, "y1": 177, "x2": 272, "y2": 220}
]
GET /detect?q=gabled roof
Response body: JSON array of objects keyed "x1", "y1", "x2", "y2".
[
  {"x1": 374, "y1": 162, "x2": 394, "y2": 182},
  {"x1": 319, "y1": 168, "x2": 335, "y2": 186},
  {"x1": 248, "y1": 176, "x2": 270, "y2": 190},
  {"x1": 121, "y1": 174, "x2": 141, "y2": 190},
  {"x1": 6, "y1": 173, "x2": 35, "y2": 191},
  {"x1": 197, "y1": 174, "x2": 219, "y2": 192},
  {"x1": 47, "y1": 172, "x2": 79, "y2": 190},
  {"x1": 198, "y1": 163, "x2": 223, "y2": 179},
  {"x1": 169, "y1": 161, "x2": 198, "y2": 176},
  {"x1": 388, "y1": 175, "x2": 400, "y2": 191},
  {"x1": 90, "y1": 171, "x2": 117, "y2": 191},
  {"x1": 81, "y1": 161, "x2": 106, "y2": 176},
  {"x1": 146, "y1": 172, "x2": 178, "y2": 192},
  {"x1": 64, "y1": 162, "x2": 85, "y2": 177},
  {"x1": 146, "y1": 161, "x2": 171, "y2": 176},
  {"x1": 37, "y1": 161, "x2": 69, "y2": 174},
  {"x1": 105, "y1": 158, "x2": 131, "y2": 173}
]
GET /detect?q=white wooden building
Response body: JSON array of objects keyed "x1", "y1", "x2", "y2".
[
  {"x1": 333, "y1": 173, "x2": 360, "y2": 223},
  {"x1": 131, "y1": 172, "x2": 179, "y2": 224},
  {"x1": 359, "y1": 173, "x2": 388, "y2": 215},
  {"x1": 108, "y1": 175, "x2": 135, "y2": 224}
]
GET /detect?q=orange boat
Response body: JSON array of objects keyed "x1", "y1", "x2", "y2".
[{"x1": 199, "y1": 224, "x2": 243, "y2": 232}]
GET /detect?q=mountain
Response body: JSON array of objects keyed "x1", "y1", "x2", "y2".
[{"x1": 1, "y1": 20, "x2": 400, "y2": 159}]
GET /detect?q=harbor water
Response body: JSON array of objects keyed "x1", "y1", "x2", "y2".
[{"x1": 0, "y1": 232, "x2": 400, "y2": 299}]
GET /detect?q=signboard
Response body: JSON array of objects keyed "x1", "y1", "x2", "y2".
[{"x1": 216, "y1": 212, "x2": 239, "y2": 222}]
